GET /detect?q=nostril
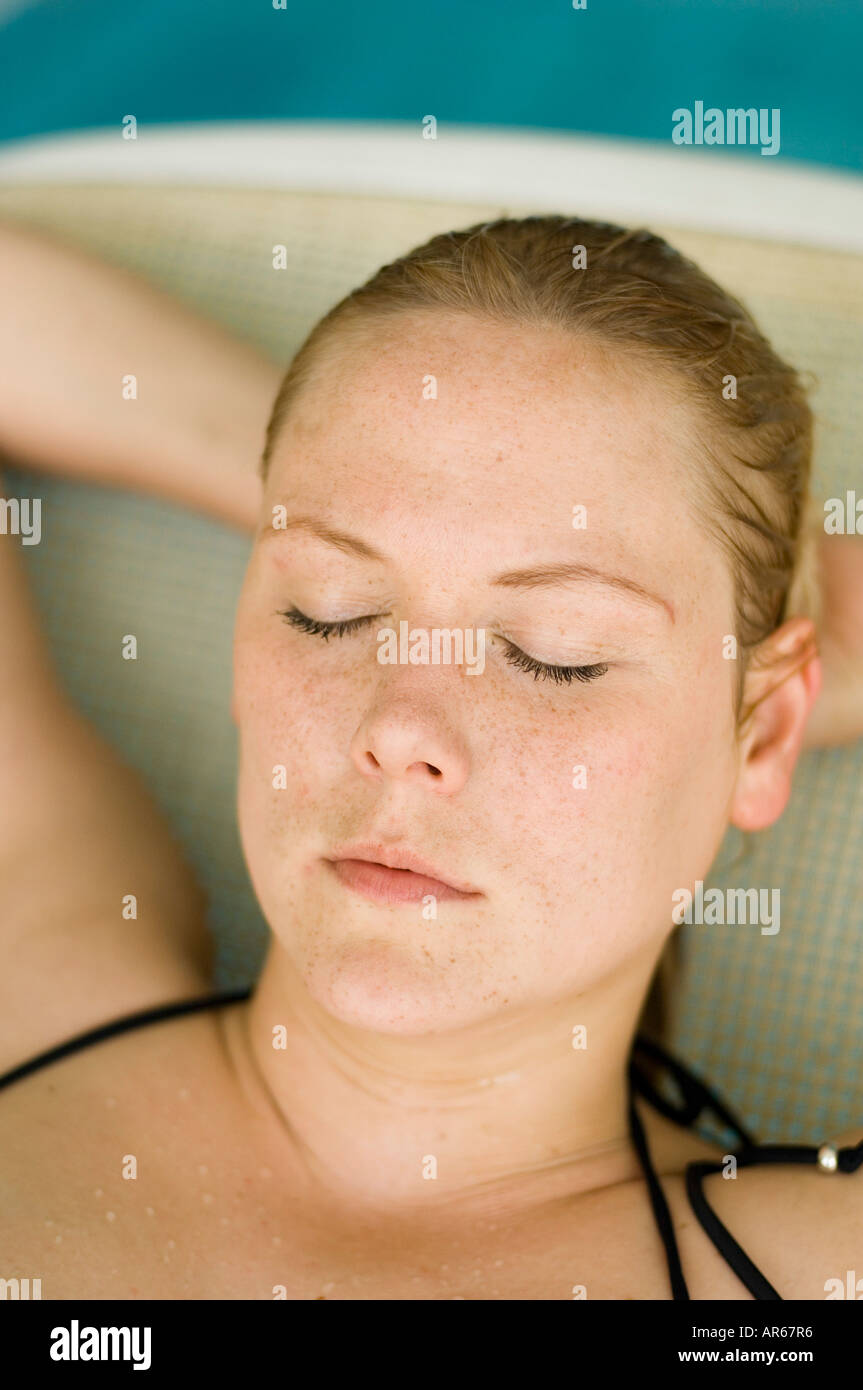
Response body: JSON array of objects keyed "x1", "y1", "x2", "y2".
[{"x1": 427, "y1": 764, "x2": 442, "y2": 778}]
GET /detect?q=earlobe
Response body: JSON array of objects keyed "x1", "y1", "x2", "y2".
[{"x1": 728, "y1": 619, "x2": 821, "y2": 833}]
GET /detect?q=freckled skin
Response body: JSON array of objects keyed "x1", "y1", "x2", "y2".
[
  {"x1": 234, "y1": 315, "x2": 738, "y2": 1027},
  {"x1": 227, "y1": 311, "x2": 819, "y2": 1209}
]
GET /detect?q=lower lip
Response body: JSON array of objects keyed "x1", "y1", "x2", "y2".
[{"x1": 325, "y1": 858, "x2": 479, "y2": 905}]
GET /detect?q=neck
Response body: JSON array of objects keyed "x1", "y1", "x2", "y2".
[{"x1": 227, "y1": 941, "x2": 660, "y2": 1223}]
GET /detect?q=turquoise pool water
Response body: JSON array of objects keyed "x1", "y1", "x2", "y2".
[{"x1": 0, "y1": 0, "x2": 859, "y2": 171}]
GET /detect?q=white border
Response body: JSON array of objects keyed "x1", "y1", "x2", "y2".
[{"x1": 0, "y1": 121, "x2": 861, "y2": 252}]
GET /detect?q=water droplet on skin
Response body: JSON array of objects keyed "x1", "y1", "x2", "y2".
[
  {"x1": 145, "y1": 1207, "x2": 155, "y2": 1216},
  {"x1": 167, "y1": 1240, "x2": 175, "y2": 1250},
  {"x1": 322, "y1": 1281, "x2": 335, "y2": 1293},
  {"x1": 198, "y1": 1165, "x2": 208, "y2": 1176},
  {"x1": 260, "y1": 1167, "x2": 272, "y2": 1179},
  {"x1": 94, "y1": 1190, "x2": 103, "y2": 1199},
  {"x1": 106, "y1": 1211, "x2": 116, "y2": 1222},
  {"x1": 178, "y1": 1088, "x2": 190, "y2": 1100},
  {"x1": 106, "y1": 1097, "x2": 117, "y2": 1108},
  {"x1": 494, "y1": 1259, "x2": 503, "y2": 1267},
  {"x1": 220, "y1": 1217, "x2": 230, "y2": 1226},
  {"x1": 45, "y1": 1219, "x2": 54, "y2": 1227},
  {"x1": 202, "y1": 1193, "x2": 214, "y2": 1205},
  {"x1": 272, "y1": 1236, "x2": 282, "y2": 1246},
  {"x1": 55, "y1": 1234, "x2": 62, "y2": 1244}
]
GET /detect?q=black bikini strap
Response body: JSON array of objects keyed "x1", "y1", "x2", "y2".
[
  {"x1": 686, "y1": 1160, "x2": 782, "y2": 1300},
  {"x1": 0, "y1": 987, "x2": 254, "y2": 1092},
  {"x1": 632, "y1": 1033, "x2": 863, "y2": 1172},
  {"x1": 630, "y1": 1031, "x2": 759, "y2": 1150},
  {"x1": 633, "y1": 1034, "x2": 863, "y2": 1300},
  {"x1": 628, "y1": 1092, "x2": 690, "y2": 1300},
  {"x1": 728, "y1": 1140, "x2": 863, "y2": 1174},
  {"x1": 685, "y1": 1132, "x2": 863, "y2": 1300}
]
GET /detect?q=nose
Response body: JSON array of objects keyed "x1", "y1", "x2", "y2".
[{"x1": 349, "y1": 702, "x2": 470, "y2": 795}]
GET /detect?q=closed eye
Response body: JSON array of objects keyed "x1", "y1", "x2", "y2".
[
  {"x1": 500, "y1": 643, "x2": 608, "y2": 685},
  {"x1": 277, "y1": 607, "x2": 383, "y2": 641},
  {"x1": 277, "y1": 608, "x2": 609, "y2": 685}
]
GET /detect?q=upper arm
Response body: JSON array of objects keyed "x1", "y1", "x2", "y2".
[
  {"x1": 0, "y1": 500, "x2": 214, "y2": 1073},
  {"x1": 0, "y1": 690, "x2": 215, "y2": 1074}
]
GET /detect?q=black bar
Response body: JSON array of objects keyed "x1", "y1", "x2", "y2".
[{"x1": 2, "y1": 1297, "x2": 859, "y2": 1375}]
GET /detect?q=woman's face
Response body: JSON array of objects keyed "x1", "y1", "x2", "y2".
[{"x1": 232, "y1": 312, "x2": 741, "y2": 1033}]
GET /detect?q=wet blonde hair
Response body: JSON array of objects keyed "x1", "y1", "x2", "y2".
[{"x1": 261, "y1": 215, "x2": 824, "y2": 1043}]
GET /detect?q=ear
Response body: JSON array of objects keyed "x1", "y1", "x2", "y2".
[{"x1": 729, "y1": 617, "x2": 822, "y2": 832}]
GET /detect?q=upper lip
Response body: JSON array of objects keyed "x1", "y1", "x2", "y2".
[{"x1": 327, "y1": 842, "x2": 481, "y2": 895}]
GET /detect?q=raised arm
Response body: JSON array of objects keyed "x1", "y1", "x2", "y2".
[
  {"x1": 0, "y1": 222, "x2": 285, "y2": 1065},
  {"x1": 0, "y1": 218, "x2": 282, "y2": 530}
]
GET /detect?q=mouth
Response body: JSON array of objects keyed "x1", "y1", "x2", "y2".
[{"x1": 324, "y1": 843, "x2": 482, "y2": 905}]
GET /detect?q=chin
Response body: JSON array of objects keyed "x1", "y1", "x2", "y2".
[{"x1": 300, "y1": 937, "x2": 481, "y2": 1036}]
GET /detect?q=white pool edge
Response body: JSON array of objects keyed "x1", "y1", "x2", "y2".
[{"x1": 0, "y1": 121, "x2": 861, "y2": 253}]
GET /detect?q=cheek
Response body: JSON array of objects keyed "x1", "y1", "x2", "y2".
[
  {"x1": 484, "y1": 679, "x2": 732, "y2": 899},
  {"x1": 468, "y1": 694, "x2": 644, "y2": 878},
  {"x1": 588, "y1": 679, "x2": 739, "y2": 893},
  {"x1": 234, "y1": 625, "x2": 366, "y2": 819},
  {"x1": 234, "y1": 629, "x2": 313, "y2": 808}
]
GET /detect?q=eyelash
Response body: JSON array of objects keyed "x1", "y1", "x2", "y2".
[{"x1": 277, "y1": 608, "x2": 609, "y2": 686}]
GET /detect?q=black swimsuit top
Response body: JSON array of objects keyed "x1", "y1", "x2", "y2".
[{"x1": 2, "y1": 987, "x2": 861, "y2": 1300}]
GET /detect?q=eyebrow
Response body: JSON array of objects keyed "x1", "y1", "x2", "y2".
[{"x1": 259, "y1": 514, "x2": 675, "y2": 623}]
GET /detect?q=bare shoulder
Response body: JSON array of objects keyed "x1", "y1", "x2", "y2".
[
  {"x1": 690, "y1": 1125, "x2": 863, "y2": 1300},
  {"x1": 0, "y1": 1004, "x2": 241, "y2": 1297},
  {"x1": 633, "y1": 1095, "x2": 863, "y2": 1299}
]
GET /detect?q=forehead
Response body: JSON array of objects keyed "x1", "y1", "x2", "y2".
[
  {"x1": 286, "y1": 310, "x2": 681, "y2": 434},
  {"x1": 266, "y1": 312, "x2": 720, "y2": 600}
]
